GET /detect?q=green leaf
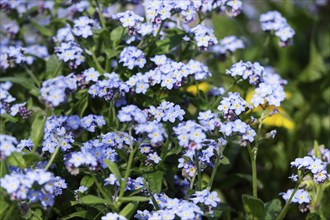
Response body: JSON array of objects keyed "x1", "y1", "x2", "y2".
[
  {"x1": 61, "y1": 211, "x2": 94, "y2": 220},
  {"x1": 110, "y1": 26, "x2": 124, "y2": 47},
  {"x1": 306, "y1": 212, "x2": 322, "y2": 220},
  {"x1": 264, "y1": 199, "x2": 282, "y2": 219},
  {"x1": 119, "y1": 196, "x2": 150, "y2": 202},
  {"x1": 31, "y1": 21, "x2": 52, "y2": 37},
  {"x1": 76, "y1": 92, "x2": 89, "y2": 117},
  {"x1": 0, "y1": 160, "x2": 8, "y2": 178},
  {"x1": 0, "y1": 197, "x2": 10, "y2": 218},
  {"x1": 46, "y1": 55, "x2": 61, "y2": 78},
  {"x1": 242, "y1": 194, "x2": 266, "y2": 219},
  {"x1": 6, "y1": 152, "x2": 26, "y2": 168},
  {"x1": 0, "y1": 77, "x2": 39, "y2": 97},
  {"x1": 104, "y1": 49, "x2": 121, "y2": 60},
  {"x1": 145, "y1": 171, "x2": 164, "y2": 193},
  {"x1": 313, "y1": 140, "x2": 321, "y2": 159},
  {"x1": 299, "y1": 41, "x2": 327, "y2": 82},
  {"x1": 104, "y1": 159, "x2": 122, "y2": 184},
  {"x1": 80, "y1": 176, "x2": 94, "y2": 188},
  {"x1": 22, "y1": 152, "x2": 41, "y2": 166},
  {"x1": 79, "y1": 195, "x2": 108, "y2": 205},
  {"x1": 119, "y1": 202, "x2": 138, "y2": 219},
  {"x1": 220, "y1": 156, "x2": 230, "y2": 165},
  {"x1": 30, "y1": 112, "x2": 46, "y2": 149},
  {"x1": 236, "y1": 174, "x2": 264, "y2": 189},
  {"x1": 320, "y1": 184, "x2": 330, "y2": 219}
]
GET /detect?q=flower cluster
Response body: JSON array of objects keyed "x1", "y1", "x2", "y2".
[
  {"x1": 260, "y1": 11, "x2": 295, "y2": 47},
  {"x1": 119, "y1": 46, "x2": 146, "y2": 69},
  {"x1": 191, "y1": 189, "x2": 221, "y2": 215},
  {"x1": 147, "y1": 101, "x2": 185, "y2": 123},
  {"x1": 190, "y1": 24, "x2": 218, "y2": 50},
  {"x1": 0, "y1": 168, "x2": 67, "y2": 207},
  {"x1": 88, "y1": 72, "x2": 129, "y2": 102},
  {"x1": 0, "y1": 45, "x2": 27, "y2": 70},
  {"x1": 42, "y1": 115, "x2": 77, "y2": 153},
  {"x1": 66, "y1": 131, "x2": 133, "y2": 174},
  {"x1": 174, "y1": 120, "x2": 207, "y2": 152},
  {"x1": 0, "y1": 82, "x2": 31, "y2": 119},
  {"x1": 226, "y1": 61, "x2": 287, "y2": 107},
  {"x1": 72, "y1": 16, "x2": 98, "y2": 38},
  {"x1": 113, "y1": 11, "x2": 144, "y2": 35},
  {"x1": 0, "y1": 135, "x2": 19, "y2": 160},
  {"x1": 54, "y1": 25, "x2": 75, "y2": 43},
  {"x1": 220, "y1": 119, "x2": 256, "y2": 143},
  {"x1": 135, "y1": 193, "x2": 203, "y2": 220},
  {"x1": 0, "y1": 0, "x2": 53, "y2": 16},
  {"x1": 128, "y1": 55, "x2": 211, "y2": 92},
  {"x1": 198, "y1": 110, "x2": 221, "y2": 131},
  {"x1": 290, "y1": 156, "x2": 329, "y2": 184},
  {"x1": 54, "y1": 41, "x2": 85, "y2": 67},
  {"x1": 309, "y1": 145, "x2": 330, "y2": 164},
  {"x1": 135, "y1": 121, "x2": 167, "y2": 147},
  {"x1": 101, "y1": 212, "x2": 127, "y2": 220},
  {"x1": 211, "y1": 35, "x2": 245, "y2": 56},
  {"x1": 143, "y1": 0, "x2": 242, "y2": 25},
  {"x1": 81, "y1": 114, "x2": 106, "y2": 132},
  {"x1": 280, "y1": 189, "x2": 311, "y2": 204},
  {"x1": 40, "y1": 74, "x2": 78, "y2": 107},
  {"x1": 218, "y1": 92, "x2": 250, "y2": 118},
  {"x1": 118, "y1": 104, "x2": 148, "y2": 123}
]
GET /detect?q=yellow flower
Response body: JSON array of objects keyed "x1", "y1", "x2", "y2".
[
  {"x1": 186, "y1": 82, "x2": 211, "y2": 95},
  {"x1": 246, "y1": 89, "x2": 295, "y2": 130}
]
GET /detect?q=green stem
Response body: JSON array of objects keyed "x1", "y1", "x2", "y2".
[
  {"x1": 91, "y1": 50, "x2": 105, "y2": 74},
  {"x1": 207, "y1": 154, "x2": 221, "y2": 190},
  {"x1": 190, "y1": 172, "x2": 197, "y2": 190},
  {"x1": 276, "y1": 180, "x2": 302, "y2": 220},
  {"x1": 95, "y1": 0, "x2": 106, "y2": 29},
  {"x1": 247, "y1": 145, "x2": 257, "y2": 197},
  {"x1": 249, "y1": 108, "x2": 266, "y2": 197},
  {"x1": 23, "y1": 64, "x2": 40, "y2": 87},
  {"x1": 92, "y1": 174, "x2": 118, "y2": 211},
  {"x1": 195, "y1": 150, "x2": 202, "y2": 190},
  {"x1": 119, "y1": 128, "x2": 137, "y2": 199},
  {"x1": 45, "y1": 143, "x2": 61, "y2": 171},
  {"x1": 155, "y1": 21, "x2": 164, "y2": 40},
  {"x1": 311, "y1": 184, "x2": 323, "y2": 211},
  {"x1": 52, "y1": 62, "x2": 63, "y2": 78}
]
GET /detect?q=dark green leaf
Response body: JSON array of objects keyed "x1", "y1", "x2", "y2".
[
  {"x1": 61, "y1": 211, "x2": 94, "y2": 220},
  {"x1": 0, "y1": 160, "x2": 8, "y2": 178},
  {"x1": 306, "y1": 212, "x2": 322, "y2": 220},
  {"x1": 30, "y1": 112, "x2": 46, "y2": 149},
  {"x1": 264, "y1": 199, "x2": 282, "y2": 219},
  {"x1": 31, "y1": 22, "x2": 52, "y2": 37},
  {"x1": 119, "y1": 196, "x2": 150, "y2": 202},
  {"x1": 110, "y1": 26, "x2": 124, "y2": 47},
  {"x1": 0, "y1": 197, "x2": 10, "y2": 218},
  {"x1": 6, "y1": 152, "x2": 26, "y2": 169},
  {"x1": 145, "y1": 171, "x2": 164, "y2": 193},
  {"x1": 0, "y1": 77, "x2": 39, "y2": 97},
  {"x1": 22, "y1": 152, "x2": 41, "y2": 165},
  {"x1": 104, "y1": 159, "x2": 122, "y2": 184},
  {"x1": 79, "y1": 195, "x2": 108, "y2": 205},
  {"x1": 119, "y1": 202, "x2": 138, "y2": 219},
  {"x1": 320, "y1": 184, "x2": 330, "y2": 219},
  {"x1": 80, "y1": 176, "x2": 95, "y2": 188},
  {"x1": 220, "y1": 156, "x2": 230, "y2": 165},
  {"x1": 242, "y1": 194, "x2": 266, "y2": 219},
  {"x1": 46, "y1": 55, "x2": 61, "y2": 78}
]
